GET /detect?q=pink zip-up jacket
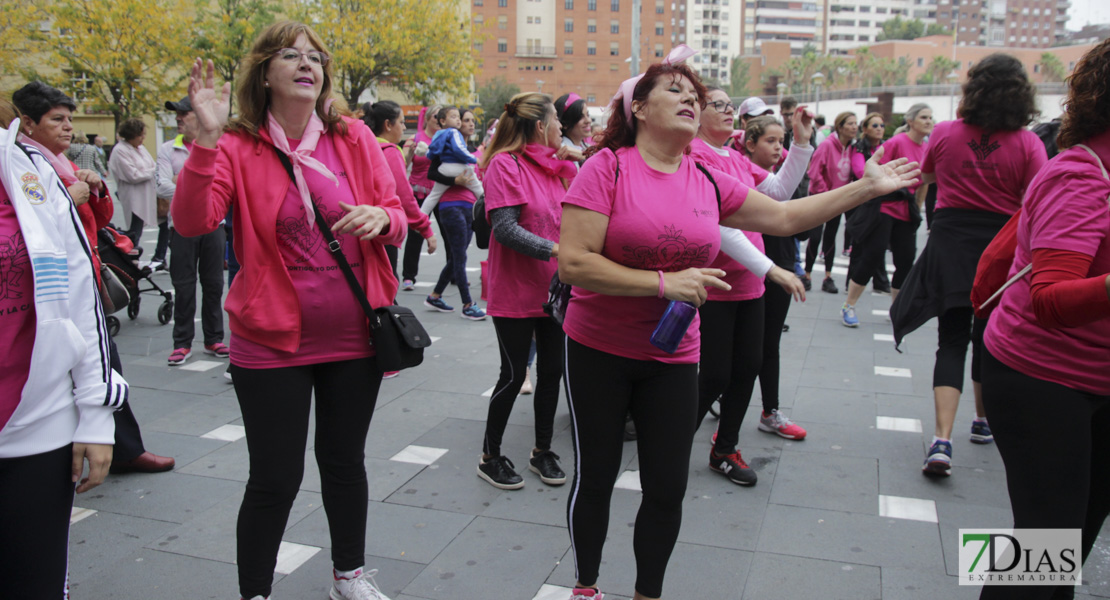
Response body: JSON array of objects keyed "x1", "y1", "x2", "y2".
[
  {"x1": 806, "y1": 133, "x2": 855, "y2": 195},
  {"x1": 172, "y1": 116, "x2": 405, "y2": 353}
]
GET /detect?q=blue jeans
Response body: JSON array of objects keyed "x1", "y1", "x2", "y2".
[{"x1": 433, "y1": 205, "x2": 473, "y2": 305}]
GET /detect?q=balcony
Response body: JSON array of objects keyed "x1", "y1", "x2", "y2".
[{"x1": 516, "y1": 46, "x2": 557, "y2": 57}]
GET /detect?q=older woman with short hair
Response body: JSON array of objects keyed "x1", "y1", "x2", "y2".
[{"x1": 109, "y1": 117, "x2": 157, "y2": 244}]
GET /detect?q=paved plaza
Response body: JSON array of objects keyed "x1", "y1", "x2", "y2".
[{"x1": 67, "y1": 220, "x2": 1110, "y2": 600}]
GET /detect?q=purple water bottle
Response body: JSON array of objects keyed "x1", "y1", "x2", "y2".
[{"x1": 650, "y1": 300, "x2": 697, "y2": 354}]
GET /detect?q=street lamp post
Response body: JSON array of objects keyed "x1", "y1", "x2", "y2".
[
  {"x1": 947, "y1": 70, "x2": 959, "y2": 120},
  {"x1": 811, "y1": 71, "x2": 825, "y2": 118},
  {"x1": 776, "y1": 81, "x2": 787, "y2": 104}
]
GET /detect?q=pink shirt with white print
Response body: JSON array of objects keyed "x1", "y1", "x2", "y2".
[
  {"x1": 482, "y1": 152, "x2": 563, "y2": 318},
  {"x1": 879, "y1": 133, "x2": 927, "y2": 221},
  {"x1": 689, "y1": 137, "x2": 767, "y2": 301},
  {"x1": 231, "y1": 134, "x2": 373, "y2": 368},
  {"x1": 0, "y1": 183, "x2": 35, "y2": 430},
  {"x1": 561, "y1": 147, "x2": 749, "y2": 364}
]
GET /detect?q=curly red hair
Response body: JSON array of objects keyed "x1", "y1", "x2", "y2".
[
  {"x1": 589, "y1": 62, "x2": 708, "y2": 156},
  {"x1": 1058, "y1": 38, "x2": 1110, "y2": 149}
]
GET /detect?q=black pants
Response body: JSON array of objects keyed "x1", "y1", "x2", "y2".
[
  {"x1": 125, "y1": 213, "x2": 144, "y2": 246},
  {"x1": 980, "y1": 349, "x2": 1110, "y2": 600},
  {"x1": 758, "y1": 281, "x2": 792, "y2": 414},
  {"x1": 433, "y1": 205, "x2": 473, "y2": 305},
  {"x1": 564, "y1": 338, "x2": 696, "y2": 598},
  {"x1": 483, "y1": 316, "x2": 565, "y2": 457},
  {"x1": 0, "y1": 444, "x2": 74, "y2": 600},
  {"x1": 225, "y1": 206, "x2": 239, "y2": 289},
  {"x1": 401, "y1": 201, "x2": 452, "y2": 282},
  {"x1": 934, "y1": 306, "x2": 987, "y2": 391},
  {"x1": 804, "y1": 214, "x2": 841, "y2": 275},
  {"x1": 849, "y1": 213, "x2": 916, "y2": 290},
  {"x1": 697, "y1": 297, "x2": 765, "y2": 455},
  {"x1": 230, "y1": 357, "x2": 383, "y2": 599},
  {"x1": 109, "y1": 337, "x2": 145, "y2": 462},
  {"x1": 153, "y1": 220, "x2": 170, "y2": 262},
  {"x1": 170, "y1": 228, "x2": 225, "y2": 349}
]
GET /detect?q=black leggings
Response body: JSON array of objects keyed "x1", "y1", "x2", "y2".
[
  {"x1": 564, "y1": 337, "x2": 697, "y2": 598},
  {"x1": 849, "y1": 213, "x2": 916, "y2": 290},
  {"x1": 697, "y1": 297, "x2": 765, "y2": 455},
  {"x1": 0, "y1": 444, "x2": 74, "y2": 600},
  {"x1": 980, "y1": 349, "x2": 1110, "y2": 600},
  {"x1": 758, "y1": 280, "x2": 791, "y2": 414},
  {"x1": 483, "y1": 316, "x2": 565, "y2": 457},
  {"x1": 804, "y1": 214, "x2": 841, "y2": 275},
  {"x1": 933, "y1": 306, "x2": 987, "y2": 391},
  {"x1": 229, "y1": 357, "x2": 383, "y2": 599}
]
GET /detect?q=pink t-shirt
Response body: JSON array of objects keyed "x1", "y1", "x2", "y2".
[
  {"x1": 408, "y1": 130, "x2": 434, "y2": 193},
  {"x1": 0, "y1": 183, "x2": 35, "y2": 430},
  {"x1": 923, "y1": 120, "x2": 1046, "y2": 216},
  {"x1": 879, "y1": 133, "x2": 927, "y2": 221},
  {"x1": 561, "y1": 147, "x2": 748, "y2": 363},
  {"x1": 807, "y1": 134, "x2": 854, "y2": 195},
  {"x1": 231, "y1": 135, "x2": 373, "y2": 368},
  {"x1": 689, "y1": 138, "x2": 767, "y2": 301},
  {"x1": 482, "y1": 152, "x2": 563, "y2": 318},
  {"x1": 984, "y1": 130, "x2": 1110, "y2": 395}
]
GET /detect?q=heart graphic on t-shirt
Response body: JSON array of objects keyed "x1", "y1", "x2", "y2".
[{"x1": 622, "y1": 225, "x2": 712, "y2": 270}]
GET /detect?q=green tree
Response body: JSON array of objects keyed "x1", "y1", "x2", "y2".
[
  {"x1": 290, "y1": 0, "x2": 477, "y2": 107},
  {"x1": 877, "y1": 16, "x2": 945, "y2": 41},
  {"x1": 1039, "y1": 52, "x2": 1067, "y2": 82},
  {"x1": 192, "y1": 0, "x2": 280, "y2": 115},
  {"x1": 476, "y1": 76, "x2": 520, "y2": 131},
  {"x1": 920, "y1": 55, "x2": 960, "y2": 85},
  {"x1": 727, "y1": 57, "x2": 751, "y2": 98},
  {"x1": 0, "y1": 0, "x2": 37, "y2": 84},
  {"x1": 29, "y1": 0, "x2": 194, "y2": 131}
]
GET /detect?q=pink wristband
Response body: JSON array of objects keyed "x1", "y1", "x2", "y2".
[{"x1": 657, "y1": 270, "x2": 666, "y2": 299}]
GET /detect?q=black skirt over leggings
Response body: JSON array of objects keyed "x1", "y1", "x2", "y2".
[
  {"x1": 564, "y1": 337, "x2": 697, "y2": 598},
  {"x1": 849, "y1": 212, "x2": 916, "y2": 290}
]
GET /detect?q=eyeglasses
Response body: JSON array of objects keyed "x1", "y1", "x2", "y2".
[
  {"x1": 707, "y1": 100, "x2": 736, "y2": 114},
  {"x1": 274, "y1": 48, "x2": 329, "y2": 67},
  {"x1": 869, "y1": 123, "x2": 885, "y2": 128}
]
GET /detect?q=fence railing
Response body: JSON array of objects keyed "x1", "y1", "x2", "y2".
[{"x1": 734, "y1": 82, "x2": 1068, "y2": 105}]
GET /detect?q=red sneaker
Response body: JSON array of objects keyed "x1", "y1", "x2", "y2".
[{"x1": 758, "y1": 409, "x2": 807, "y2": 440}]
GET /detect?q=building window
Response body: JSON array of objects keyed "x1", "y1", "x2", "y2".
[
  {"x1": 656, "y1": 23, "x2": 664, "y2": 35},
  {"x1": 565, "y1": 40, "x2": 574, "y2": 54},
  {"x1": 588, "y1": 63, "x2": 597, "y2": 70},
  {"x1": 565, "y1": 62, "x2": 573, "y2": 70},
  {"x1": 587, "y1": 94, "x2": 596, "y2": 103},
  {"x1": 498, "y1": 60, "x2": 507, "y2": 68},
  {"x1": 475, "y1": 0, "x2": 483, "y2": 5},
  {"x1": 474, "y1": 41, "x2": 483, "y2": 51},
  {"x1": 535, "y1": 17, "x2": 541, "y2": 23},
  {"x1": 611, "y1": 20, "x2": 619, "y2": 33},
  {"x1": 610, "y1": 41, "x2": 619, "y2": 55},
  {"x1": 565, "y1": 18, "x2": 574, "y2": 31},
  {"x1": 565, "y1": 0, "x2": 574, "y2": 7},
  {"x1": 655, "y1": 43, "x2": 664, "y2": 57},
  {"x1": 588, "y1": 41, "x2": 597, "y2": 54},
  {"x1": 499, "y1": 0, "x2": 507, "y2": 5},
  {"x1": 527, "y1": 16, "x2": 534, "y2": 23},
  {"x1": 588, "y1": 0, "x2": 596, "y2": 9},
  {"x1": 588, "y1": 18, "x2": 597, "y2": 32},
  {"x1": 498, "y1": 15, "x2": 507, "y2": 29},
  {"x1": 611, "y1": 0, "x2": 619, "y2": 10},
  {"x1": 656, "y1": 0, "x2": 664, "y2": 12},
  {"x1": 611, "y1": 63, "x2": 619, "y2": 71},
  {"x1": 498, "y1": 38, "x2": 507, "y2": 52}
]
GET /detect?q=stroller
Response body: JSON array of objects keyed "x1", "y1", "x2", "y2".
[{"x1": 97, "y1": 226, "x2": 174, "y2": 337}]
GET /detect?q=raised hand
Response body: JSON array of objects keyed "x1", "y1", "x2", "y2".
[
  {"x1": 862, "y1": 146, "x2": 921, "y2": 198},
  {"x1": 793, "y1": 105, "x2": 816, "y2": 147},
  {"x1": 188, "y1": 58, "x2": 232, "y2": 149}
]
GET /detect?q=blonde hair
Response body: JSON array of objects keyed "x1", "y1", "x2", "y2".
[
  {"x1": 479, "y1": 92, "x2": 554, "y2": 169},
  {"x1": 0, "y1": 98, "x2": 19, "y2": 129},
  {"x1": 231, "y1": 21, "x2": 348, "y2": 137}
]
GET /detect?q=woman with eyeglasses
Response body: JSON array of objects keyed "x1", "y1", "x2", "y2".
[
  {"x1": 689, "y1": 87, "x2": 810, "y2": 486},
  {"x1": 173, "y1": 21, "x2": 404, "y2": 600},
  {"x1": 841, "y1": 103, "x2": 933, "y2": 327},
  {"x1": 843, "y1": 113, "x2": 893, "y2": 293},
  {"x1": 891, "y1": 54, "x2": 1046, "y2": 478},
  {"x1": 803, "y1": 111, "x2": 858, "y2": 295}
]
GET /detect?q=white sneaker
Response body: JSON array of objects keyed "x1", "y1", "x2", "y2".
[
  {"x1": 330, "y1": 568, "x2": 391, "y2": 600},
  {"x1": 520, "y1": 367, "x2": 533, "y2": 395}
]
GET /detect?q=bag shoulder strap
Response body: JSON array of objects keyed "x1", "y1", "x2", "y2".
[
  {"x1": 273, "y1": 149, "x2": 383, "y2": 330},
  {"x1": 693, "y1": 161, "x2": 722, "y2": 212},
  {"x1": 1075, "y1": 143, "x2": 1110, "y2": 183}
]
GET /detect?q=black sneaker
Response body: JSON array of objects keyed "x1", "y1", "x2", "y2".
[
  {"x1": 477, "y1": 455, "x2": 524, "y2": 490},
  {"x1": 529, "y1": 450, "x2": 566, "y2": 485},
  {"x1": 873, "y1": 281, "x2": 892, "y2": 295},
  {"x1": 799, "y1": 275, "x2": 812, "y2": 291},
  {"x1": 709, "y1": 449, "x2": 758, "y2": 486},
  {"x1": 821, "y1": 277, "x2": 839, "y2": 294}
]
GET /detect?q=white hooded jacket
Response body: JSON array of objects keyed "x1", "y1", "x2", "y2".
[{"x1": 0, "y1": 120, "x2": 125, "y2": 458}]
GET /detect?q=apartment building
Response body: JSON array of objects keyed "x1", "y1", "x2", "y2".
[
  {"x1": 933, "y1": 0, "x2": 1068, "y2": 48},
  {"x1": 470, "y1": 0, "x2": 679, "y2": 105},
  {"x1": 739, "y1": 0, "x2": 825, "y2": 55}
]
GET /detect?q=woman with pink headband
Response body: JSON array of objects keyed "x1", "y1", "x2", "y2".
[
  {"x1": 557, "y1": 46, "x2": 919, "y2": 600},
  {"x1": 556, "y1": 92, "x2": 591, "y2": 164}
]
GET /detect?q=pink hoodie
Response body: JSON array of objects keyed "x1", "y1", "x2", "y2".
[{"x1": 806, "y1": 134, "x2": 854, "y2": 195}]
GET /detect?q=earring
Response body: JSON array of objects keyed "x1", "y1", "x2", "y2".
[{"x1": 264, "y1": 81, "x2": 270, "y2": 87}]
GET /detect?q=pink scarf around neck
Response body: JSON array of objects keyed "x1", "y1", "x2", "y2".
[
  {"x1": 522, "y1": 144, "x2": 578, "y2": 181},
  {"x1": 19, "y1": 134, "x2": 78, "y2": 185},
  {"x1": 266, "y1": 108, "x2": 339, "y2": 226}
]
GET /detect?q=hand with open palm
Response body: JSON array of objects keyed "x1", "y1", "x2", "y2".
[
  {"x1": 188, "y1": 58, "x2": 232, "y2": 149},
  {"x1": 861, "y1": 146, "x2": 921, "y2": 198}
]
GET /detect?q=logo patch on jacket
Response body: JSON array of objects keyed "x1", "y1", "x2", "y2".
[{"x1": 21, "y1": 172, "x2": 45, "y2": 205}]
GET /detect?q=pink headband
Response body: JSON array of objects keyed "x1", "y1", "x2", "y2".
[
  {"x1": 610, "y1": 44, "x2": 698, "y2": 123},
  {"x1": 564, "y1": 93, "x2": 582, "y2": 111}
]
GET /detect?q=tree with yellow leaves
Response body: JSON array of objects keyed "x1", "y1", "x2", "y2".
[
  {"x1": 29, "y1": 0, "x2": 194, "y2": 131},
  {"x1": 289, "y1": 0, "x2": 477, "y2": 107},
  {"x1": 0, "y1": 0, "x2": 39, "y2": 86},
  {"x1": 193, "y1": 0, "x2": 280, "y2": 114}
]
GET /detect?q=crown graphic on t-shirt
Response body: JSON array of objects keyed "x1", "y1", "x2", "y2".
[{"x1": 968, "y1": 133, "x2": 1001, "y2": 162}]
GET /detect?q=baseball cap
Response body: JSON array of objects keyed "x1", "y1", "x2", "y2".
[
  {"x1": 738, "y1": 97, "x2": 773, "y2": 117},
  {"x1": 165, "y1": 96, "x2": 193, "y2": 112}
]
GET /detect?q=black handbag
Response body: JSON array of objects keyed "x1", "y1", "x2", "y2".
[
  {"x1": 472, "y1": 194, "x2": 490, "y2": 250},
  {"x1": 542, "y1": 271, "x2": 571, "y2": 325},
  {"x1": 275, "y1": 150, "x2": 431, "y2": 372},
  {"x1": 99, "y1": 262, "x2": 130, "y2": 315}
]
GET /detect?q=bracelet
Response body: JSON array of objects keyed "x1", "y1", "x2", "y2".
[{"x1": 657, "y1": 270, "x2": 666, "y2": 299}]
